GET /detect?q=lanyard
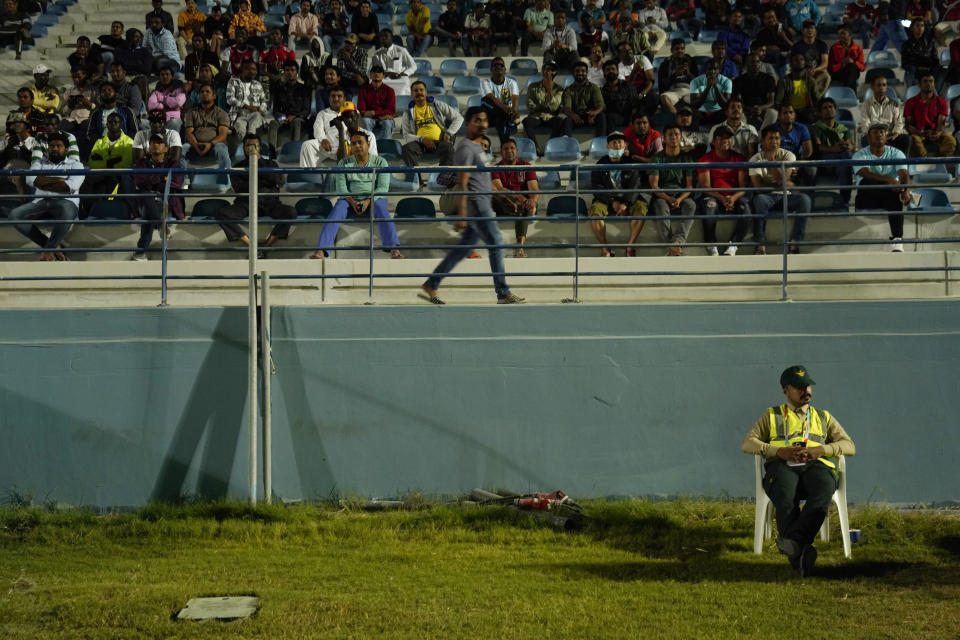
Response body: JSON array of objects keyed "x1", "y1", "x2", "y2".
[{"x1": 781, "y1": 405, "x2": 810, "y2": 444}]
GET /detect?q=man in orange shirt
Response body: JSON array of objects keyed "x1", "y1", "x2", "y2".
[{"x1": 827, "y1": 24, "x2": 864, "y2": 89}]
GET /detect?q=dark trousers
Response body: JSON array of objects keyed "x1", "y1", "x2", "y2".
[
  {"x1": 216, "y1": 199, "x2": 297, "y2": 241},
  {"x1": 482, "y1": 101, "x2": 517, "y2": 143},
  {"x1": 522, "y1": 115, "x2": 573, "y2": 155},
  {"x1": 854, "y1": 177, "x2": 905, "y2": 238},
  {"x1": 606, "y1": 111, "x2": 629, "y2": 136},
  {"x1": 763, "y1": 459, "x2": 837, "y2": 547},
  {"x1": 492, "y1": 195, "x2": 532, "y2": 240},
  {"x1": 817, "y1": 151, "x2": 854, "y2": 204},
  {"x1": 137, "y1": 193, "x2": 164, "y2": 251},
  {"x1": 401, "y1": 139, "x2": 455, "y2": 166},
  {"x1": 829, "y1": 63, "x2": 861, "y2": 89}
]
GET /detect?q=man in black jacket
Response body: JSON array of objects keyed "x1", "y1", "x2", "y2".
[{"x1": 587, "y1": 132, "x2": 648, "y2": 257}]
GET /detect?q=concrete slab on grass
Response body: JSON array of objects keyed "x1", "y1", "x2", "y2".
[{"x1": 176, "y1": 596, "x2": 260, "y2": 621}]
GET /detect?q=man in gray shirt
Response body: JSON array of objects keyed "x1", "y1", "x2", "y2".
[{"x1": 420, "y1": 106, "x2": 524, "y2": 305}]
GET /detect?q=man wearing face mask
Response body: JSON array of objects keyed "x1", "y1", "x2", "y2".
[
  {"x1": 742, "y1": 365, "x2": 855, "y2": 577},
  {"x1": 588, "y1": 132, "x2": 648, "y2": 257}
]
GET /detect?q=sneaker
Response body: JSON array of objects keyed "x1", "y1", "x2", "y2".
[
  {"x1": 723, "y1": 246, "x2": 737, "y2": 256},
  {"x1": 601, "y1": 247, "x2": 615, "y2": 257},
  {"x1": 625, "y1": 247, "x2": 636, "y2": 257},
  {"x1": 891, "y1": 237, "x2": 904, "y2": 252},
  {"x1": 798, "y1": 544, "x2": 818, "y2": 577},
  {"x1": 497, "y1": 293, "x2": 525, "y2": 304},
  {"x1": 131, "y1": 252, "x2": 148, "y2": 262},
  {"x1": 707, "y1": 246, "x2": 719, "y2": 256}
]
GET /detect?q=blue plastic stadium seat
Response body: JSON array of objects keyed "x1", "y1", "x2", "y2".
[
  {"x1": 836, "y1": 108, "x2": 857, "y2": 130},
  {"x1": 189, "y1": 198, "x2": 230, "y2": 219},
  {"x1": 395, "y1": 94, "x2": 412, "y2": 115},
  {"x1": 909, "y1": 188, "x2": 954, "y2": 215},
  {"x1": 466, "y1": 95, "x2": 482, "y2": 109},
  {"x1": 474, "y1": 58, "x2": 493, "y2": 76},
  {"x1": 509, "y1": 58, "x2": 539, "y2": 75},
  {"x1": 905, "y1": 85, "x2": 921, "y2": 101},
  {"x1": 414, "y1": 59, "x2": 433, "y2": 76},
  {"x1": 668, "y1": 30, "x2": 692, "y2": 44},
  {"x1": 396, "y1": 196, "x2": 437, "y2": 218},
  {"x1": 390, "y1": 172, "x2": 419, "y2": 192},
  {"x1": 439, "y1": 59, "x2": 468, "y2": 76},
  {"x1": 419, "y1": 75, "x2": 444, "y2": 94},
  {"x1": 190, "y1": 173, "x2": 230, "y2": 193},
  {"x1": 434, "y1": 94, "x2": 459, "y2": 110},
  {"x1": 811, "y1": 190, "x2": 846, "y2": 213},
  {"x1": 824, "y1": 86, "x2": 858, "y2": 109},
  {"x1": 452, "y1": 76, "x2": 481, "y2": 95},
  {"x1": 945, "y1": 84, "x2": 960, "y2": 103},
  {"x1": 909, "y1": 164, "x2": 951, "y2": 185},
  {"x1": 512, "y1": 137, "x2": 537, "y2": 162},
  {"x1": 546, "y1": 195, "x2": 587, "y2": 219},
  {"x1": 295, "y1": 197, "x2": 333, "y2": 219},
  {"x1": 277, "y1": 140, "x2": 303, "y2": 164},
  {"x1": 286, "y1": 170, "x2": 327, "y2": 192},
  {"x1": 866, "y1": 50, "x2": 898, "y2": 69},
  {"x1": 88, "y1": 200, "x2": 130, "y2": 221},
  {"x1": 940, "y1": 49, "x2": 950, "y2": 67},
  {"x1": 544, "y1": 136, "x2": 581, "y2": 162},
  {"x1": 587, "y1": 136, "x2": 608, "y2": 160},
  {"x1": 698, "y1": 29, "x2": 719, "y2": 42}
]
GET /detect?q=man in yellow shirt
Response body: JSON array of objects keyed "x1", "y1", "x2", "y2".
[
  {"x1": 29, "y1": 64, "x2": 59, "y2": 114},
  {"x1": 176, "y1": 0, "x2": 205, "y2": 60},
  {"x1": 399, "y1": 80, "x2": 464, "y2": 184},
  {"x1": 404, "y1": 0, "x2": 432, "y2": 56}
]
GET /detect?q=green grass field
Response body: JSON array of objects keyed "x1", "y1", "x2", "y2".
[{"x1": 2, "y1": 499, "x2": 959, "y2": 639}]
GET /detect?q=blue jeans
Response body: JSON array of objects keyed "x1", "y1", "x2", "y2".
[
  {"x1": 405, "y1": 33, "x2": 432, "y2": 57},
  {"x1": 752, "y1": 192, "x2": 812, "y2": 244},
  {"x1": 360, "y1": 116, "x2": 395, "y2": 140},
  {"x1": 870, "y1": 21, "x2": 906, "y2": 53},
  {"x1": 322, "y1": 34, "x2": 345, "y2": 56},
  {"x1": 426, "y1": 207, "x2": 511, "y2": 298},
  {"x1": 316, "y1": 197, "x2": 399, "y2": 254},
  {"x1": 182, "y1": 142, "x2": 231, "y2": 170},
  {"x1": 8, "y1": 197, "x2": 78, "y2": 249}
]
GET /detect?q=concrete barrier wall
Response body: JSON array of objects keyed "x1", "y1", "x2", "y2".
[{"x1": 2, "y1": 301, "x2": 958, "y2": 507}]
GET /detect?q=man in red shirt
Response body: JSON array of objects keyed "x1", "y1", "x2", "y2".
[
  {"x1": 623, "y1": 112, "x2": 662, "y2": 161},
  {"x1": 259, "y1": 28, "x2": 295, "y2": 91},
  {"x1": 828, "y1": 25, "x2": 864, "y2": 89},
  {"x1": 904, "y1": 72, "x2": 957, "y2": 158},
  {"x1": 358, "y1": 64, "x2": 396, "y2": 140},
  {"x1": 697, "y1": 126, "x2": 750, "y2": 256},
  {"x1": 491, "y1": 138, "x2": 539, "y2": 258}
]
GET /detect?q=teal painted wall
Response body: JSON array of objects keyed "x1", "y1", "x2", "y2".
[{"x1": 1, "y1": 301, "x2": 958, "y2": 507}]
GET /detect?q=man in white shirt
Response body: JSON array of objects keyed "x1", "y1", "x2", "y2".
[
  {"x1": 636, "y1": 0, "x2": 668, "y2": 53},
  {"x1": 8, "y1": 133, "x2": 83, "y2": 260},
  {"x1": 858, "y1": 75, "x2": 910, "y2": 154},
  {"x1": 708, "y1": 97, "x2": 759, "y2": 157},
  {"x1": 133, "y1": 109, "x2": 182, "y2": 164},
  {"x1": 371, "y1": 28, "x2": 417, "y2": 97},
  {"x1": 300, "y1": 92, "x2": 377, "y2": 166},
  {"x1": 480, "y1": 57, "x2": 521, "y2": 143},
  {"x1": 542, "y1": 10, "x2": 577, "y2": 69}
]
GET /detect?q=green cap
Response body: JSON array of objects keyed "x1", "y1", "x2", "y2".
[{"x1": 780, "y1": 365, "x2": 815, "y2": 388}]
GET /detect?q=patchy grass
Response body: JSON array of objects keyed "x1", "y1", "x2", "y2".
[{"x1": 1, "y1": 500, "x2": 959, "y2": 639}]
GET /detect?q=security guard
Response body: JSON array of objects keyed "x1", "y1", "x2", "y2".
[{"x1": 742, "y1": 365, "x2": 856, "y2": 576}]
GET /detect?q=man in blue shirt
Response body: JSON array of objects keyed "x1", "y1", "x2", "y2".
[
  {"x1": 852, "y1": 122, "x2": 912, "y2": 252},
  {"x1": 784, "y1": 0, "x2": 821, "y2": 40},
  {"x1": 717, "y1": 9, "x2": 750, "y2": 68},
  {"x1": 775, "y1": 103, "x2": 816, "y2": 186},
  {"x1": 690, "y1": 61, "x2": 732, "y2": 127}
]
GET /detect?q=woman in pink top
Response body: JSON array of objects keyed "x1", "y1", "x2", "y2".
[{"x1": 147, "y1": 66, "x2": 187, "y2": 133}]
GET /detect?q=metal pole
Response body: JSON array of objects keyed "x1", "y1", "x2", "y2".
[
  {"x1": 248, "y1": 149, "x2": 259, "y2": 504},
  {"x1": 260, "y1": 269, "x2": 272, "y2": 504},
  {"x1": 159, "y1": 168, "x2": 173, "y2": 307},
  {"x1": 367, "y1": 165, "x2": 376, "y2": 304},
  {"x1": 572, "y1": 167, "x2": 581, "y2": 302},
  {"x1": 780, "y1": 160, "x2": 789, "y2": 302}
]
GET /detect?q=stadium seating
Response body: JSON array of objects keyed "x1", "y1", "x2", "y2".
[
  {"x1": 546, "y1": 195, "x2": 588, "y2": 219},
  {"x1": 544, "y1": 137, "x2": 581, "y2": 162},
  {"x1": 295, "y1": 197, "x2": 333, "y2": 219},
  {"x1": 414, "y1": 59, "x2": 433, "y2": 76},
  {"x1": 909, "y1": 188, "x2": 954, "y2": 215},
  {"x1": 910, "y1": 164, "x2": 951, "y2": 184},
  {"x1": 509, "y1": 58, "x2": 539, "y2": 75},
  {"x1": 395, "y1": 196, "x2": 437, "y2": 218},
  {"x1": 378, "y1": 139, "x2": 403, "y2": 162},
  {"x1": 513, "y1": 137, "x2": 537, "y2": 162},
  {"x1": 277, "y1": 140, "x2": 303, "y2": 165},
  {"x1": 587, "y1": 136, "x2": 608, "y2": 160},
  {"x1": 189, "y1": 199, "x2": 231, "y2": 219},
  {"x1": 439, "y1": 59, "x2": 468, "y2": 76},
  {"x1": 866, "y1": 50, "x2": 898, "y2": 69},
  {"x1": 824, "y1": 86, "x2": 858, "y2": 109},
  {"x1": 451, "y1": 76, "x2": 481, "y2": 95},
  {"x1": 419, "y1": 75, "x2": 445, "y2": 94},
  {"x1": 474, "y1": 59, "x2": 493, "y2": 76}
]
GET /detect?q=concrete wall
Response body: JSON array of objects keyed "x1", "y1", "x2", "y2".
[{"x1": 2, "y1": 301, "x2": 958, "y2": 507}]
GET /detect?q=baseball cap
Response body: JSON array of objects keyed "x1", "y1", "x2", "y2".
[
  {"x1": 345, "y1": 33, "x2": 359, "y2": 44},
  {"x1": 340, "y1": 101, "x2": 357, "y2": 113},
  {"x1": 33, "y1": 63, "x2": 53, "y2": 74},
  {"x1": 676, "y1": 105, "x2": 693, "y2": 115},
  {"x1": 607, "y1": 132, "x2": 626, "y2": 142},
  {"x1": 780, "y1": 365, "x2": 816, "y2": 388},
  {"x1": 867, "y1": 122, "x2": 889, "y2": 132}
]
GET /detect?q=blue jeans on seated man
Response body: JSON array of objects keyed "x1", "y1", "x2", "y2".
[
  {"x1": 360, "y1": 116, "x2": 395, "y2": 140},
  {"x1": 315, "y1": 197, "x2": 400, "y2": 256},
  {"x1": 699, "y1": 195, "x2": 751, "y2": 251},
  {"x1": 425, "y1": 207, "x2": 512, "y2": 299},
  {"x1": 816, "y1": 151, "x2": 854, "y2": 205},
  {"x1": 405, "y1": 33, "x2": 432, "y2": 57},
  {"x1": 752, "y1": 191, "x2": 812, "y2": 247},
  {"x1": 8, "y1": 197, "x2": 78, "y2": 249},
  {"x1": 182, "y1": 142, "x2": 231, "y2": 170}
]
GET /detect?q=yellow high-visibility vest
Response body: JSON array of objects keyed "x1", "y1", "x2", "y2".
[{"x1": 767, "y1": 404, "x2": 836, "y2": 469}]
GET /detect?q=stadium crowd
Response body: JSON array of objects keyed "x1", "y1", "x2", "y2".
[{"x1": 0, "y1": 0, "x2": 958, "y2": 260}]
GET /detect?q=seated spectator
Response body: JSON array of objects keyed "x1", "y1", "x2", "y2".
[
  {"x1": 522, "y1": 0, "x2": 553, "y2": 56},
  {"x1": 858, "y1": 76, "x2": 909, "y2": 154},
  {"x1": 31, "y1": 113, "x2": 81, "y2": 164},
  {"x1": 148, "y1": 66, "x2": 187, "y2": 133},
  {"x1": 580, "y1": 0, "x2": 606, "y2": 29},
  {"x1": 350, "y1": 0, "x2": 379, "y2": 49},
  {"x1": 585, "y1": 43, "x2": 605, "y2": 86},
  {"x1": 623, "y1": 111, "x2": 662, "y2": 161},
  {"x1": 133, "y1": 108, "x2": 182, "y2": 164},
  {"x1": 775, "y1": 53, "x2": 824, "y2": 125},
  {"x1": 288, "y1": 0, "x2": 319, "y2": 49},
  {"x1": 59, "y1": 68, "x2": 95, "y2": 142},
  {"x1": 543, "y1": 10, "x2": 577, "y2": 69},
  {"x1": 226, "y1": 60, "x2": 272, "y2": 139},
  {"x1": 709, "y1": 97, "x2": 759, "y2": 157},
  {"x1": 357, "y1": 64, "x2": 396, "y2": 141},
  {"x1": 182, "y1": 83, "x2": 231, "y2": 171},
  {"x1": 82, "y1": 112, "x2": 134, "y2": 216},
  {"x1": 689, "y1": 61, "x2": 731, "y2": 128},
  {"x1": 310, "y1": 129, "x2": 402, "y2": 259},
  {"x1": 649, "y1": 124, "x2": 695, "y2": 255},
  {"x1": 789, "y1": 20, "x2": 830, "y2": 98},
  {"x1": 491, "y1": 138, "x2": 539, "y2": 258},
  {"x1": 109, "y1": 62, "x2": 145, "y2": 116},
  {"x1": 901, "y1": 18, "x2": 941, "y2": 89},
  {"x1": 707, "y1": 40, "x2": 738, "y2": 79},
  {"x1": 67, "y1": 36, "x2": 105, "y2": 83},
  {"x1": 602, "y1": 59, "x2": 639, "y2": 134},
  {"x1": 334, "y1": 36, "x2": 368, "y2": 94},
  {"x1": 215, "y1": 134, "x2": 297, "y2": 252},
  {"x1": 843, "y1": 0, "x2": 876, "y2": 48},
  {"x1": 300, "y1": 36, "x2": 328, "y2": 90},
  {"x1": 828, "y1": 24, "x2": 864, "y2": 89},
  {"x1": 489, "y1": 2, "x2": 518, "y2": 56},
  {"x1": 260, "y1": 29, "x2": 296, "y2": 90},
  {"x1": 933, "y1": 0, "x2": 960, "y2": 45},
  {"x1": 145, "y1": 0, "x2": 175, "y2": 33},
  {"x1": 852, "y1": 123, "x2": 912, "y2": 252},
  {"x1": 114, "y1": 29, "x2": 154, "y2": 84},
  {"x1": 753, "y1": 8, "x2": 794, "y2": 66},
  {"x1": 523, "y1": 62, "x2": 572, "y2": 157},
  {"x1": 371, "y1": 29, "x2": 416, "y2": 96},
  {"x1": 577, "y1": 12, "x2": 609, "y2": 57},
  {"x1": 86, "y1": 82, "x2": 139, "y2": 144},
  {"x1": 222, "y1": 27, "x2": 259, "y2": 77},
  {"x1": 403, "y1": 0, "x2": 432, "y2": 57},
  {"x1": 30, "y1": 64, "x2": 60, "y2": 115},
  {"x1": 8, "y1": 134, "x2": 82, "y2": 261},
  {"x1": 229, "y1": 0, "x2": 266, "y2": 49},
  {"x1": 176, "y1": 0, "x2": 206, "y2": 61},
  {"x1": 636, "y1": 0, "x2": 669, "y2": 54},
  {"x1": 904, "y1": 73, "x2": 957, "y2": 158},
  {"x1": 701, "y1": 0, "x2": 730, "y2": 30},
  {"x1": 563, "y1": 61, "x2": 607, "y2": 138},
  {"x1": 774, "y1": 103, "x2": 815, "y2": 185},
  {"x1": 948, "y1": 35, "x2": 960, "y2": 86},
  {"x1": 666, "y1": 0, "x2": 701, "y2": 41},
  {"x1": 748, "y1": 125, "x2": 812, "y2": 254},
  {"x1": 608, "y1": 0, "x2": 639, "y2": 32},
  {"x1": 783, "y1": 0, "x2": 821, "y2": 40},
  {"x1": 0, "y1": 0, "x2": 32, "y2": 60},
  {"x1": 748, "y1": 41, "x2": 782, "y2": 80},
  {"x1": 186, "y1": 63, "x2": 226, "y2": 109},
  {"x1": 132, "y1": 135, "x2": 184, "y2": 259},
  {"x1": 11, "y1": 86, "x2": 46, "y2": 135},
  {"x1": 399, "y1": 81, "x2": 461, "y2": 180},
  {"x1": 658, "y1": 38, "x2": 696, "y2": 115},
  {"x1": 266, "y1": 59, "x2": 311, "y2": 149},
  {"x1": 717, "y1": 9, "x2": 750, "y2": 68},
  {"x1": 321, "y1": 0, "x2": 349, "y2": 55},
  {"x1": 96, "y1": 22, "x2": 126, "y2": 69},
  {"x1": 588, "y1": 131, "x2": 647, "y2": 257},
  {"x1": 480, "y1": 57, "x2": 520, "y2": 143},
  {"x1": 434, "y1": 0, "x2": 464, "y2": 57},
  {"x1": 697, "y1": 126, "x2": 751, "y2": 256},
  {"x1": 615, "y1": 42, "x2": 657, "y2": 114},
  {"x1": 301, "y1": 94, "x2": 377, "y2": 166},
  {"x1": 811, "y1": 97, "x2": 855, "y2": 205},
  {"x1": 183, "y1": 35, "x2": 220, "y2": 93},
  {"x1": 203, "y1": 4, "x2": 230, "y2": 56},
  {"x1": 674, "y1": 106, "x2": 707, "y2": 157},
  {"x1": 0, "y1": 112, "x2": 35, "y2": 171},
  {"x1": 463, "y1": 2, "x2": 492, "y2": 55},
  {"x1": 145, "y1": 13, "x2": 183, "y2": 74}
]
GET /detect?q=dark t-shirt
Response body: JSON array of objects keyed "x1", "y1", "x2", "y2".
[
  {"x1": 351, "y1": 13, "x2": 379, "y2": 38},
  {"x1": 732, "y1": 71, "x2": 776, "y2": 108},
  {"x1": 790, "y1": 39, "x2": 828, "y2": 70},
  {"x1": 453, "y1": 137, "x2": 491, "y2": 212},
  {"x1": 649, "y1": 150, "x2": 694, "y2": 192}
]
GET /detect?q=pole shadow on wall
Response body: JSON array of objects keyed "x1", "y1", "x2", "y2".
[{"x1": 152, "y1": 309, "x2": 248, "y2": 501}]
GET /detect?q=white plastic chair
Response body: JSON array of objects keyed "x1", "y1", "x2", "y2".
[{"x1": 753, "y1": 454, "x2": 851, "y2": 558}]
